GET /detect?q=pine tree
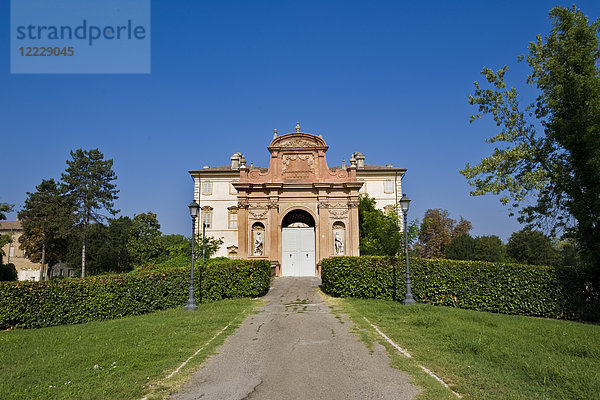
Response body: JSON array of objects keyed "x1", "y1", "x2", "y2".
[{"x1": 61, "y1": 149, "x2": 119, "y2": 277}]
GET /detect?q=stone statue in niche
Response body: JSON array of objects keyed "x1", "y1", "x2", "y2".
[
  {"x1": 254, "y1": 231, "x2": 264, "y2": 256},
  {"x1": 334, "y1": 231, "x2": 344, "y2": 255}
]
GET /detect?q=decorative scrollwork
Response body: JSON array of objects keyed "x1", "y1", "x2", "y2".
[
  {"x1": 248, "y1": 204, "x2": 269, "y2": 219},
  {"x1": 347, "y1": 200, "x2": 360, "y2": 208},
  {"x1": 237, "y1": 199, "x2": 250, "y2": 209},
  {"x1": 329, "y1": 208, "x2": 349, "y2": 218},
  {"x1": 318, "y1": 201, "x2": 330, "y2": 209}
]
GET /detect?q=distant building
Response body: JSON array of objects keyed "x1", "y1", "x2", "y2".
[
  {"x1": 0, "y1": 220, "x2": 40, "y2": 281},
  {"x1": 189, "y1": 124, "x2": 406, "y2": 276}
]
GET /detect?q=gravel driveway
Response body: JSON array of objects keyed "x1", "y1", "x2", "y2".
[{"x1": 169, "y1": 277, "x2": 419, "y2": 400}]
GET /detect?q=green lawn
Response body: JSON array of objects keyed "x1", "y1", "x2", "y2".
[
  {"x1": 338, "y1": 298, "x2": 600, "y2": 400},
  {"x1": 0, "y1": 298, "x2": 255, "y2": 400}
]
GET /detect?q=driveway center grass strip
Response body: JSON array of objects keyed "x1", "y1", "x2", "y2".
[
  {"x1": 0, "y1": 298, "x2": 255, "y2": 400},
  {"x1": 338, "y1": 298, "x2": 600, "y2": 400}
]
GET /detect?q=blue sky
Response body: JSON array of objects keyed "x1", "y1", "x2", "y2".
[{"x1": 2, "y1": 1, "x2": 599, "y2": 241}]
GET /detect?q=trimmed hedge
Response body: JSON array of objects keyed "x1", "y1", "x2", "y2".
[
  {"x1": 321, "y1": 256, "x2": 600, "y2": 321},
  {"x1": 0, "y1": 259, "x2": 270, "y2": 329}
]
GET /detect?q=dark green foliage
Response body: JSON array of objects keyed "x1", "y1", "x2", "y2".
[
  {"x1": 62, "y1": 148, "x2": 119, "y2": 277},
  {"x1": 358, "y1": 194, "x2": 401, "y2": 256},
  {"x1": 446, "y1": 234, "x2": 506, "y2": 262},
  {"x1": 156, "y1": 234, "x2": 188, "y2": 263},
  {"x1": 0, "y1": 203, "x2": 13, "y2": 220},
  {"x1": 195, "y1": 235, "x2": 224, "y2": 261},
  {"x1": 463, "y1": 6, "x2": 600, "y2": 269},
  {"x1": 321, "y1": 256, "x2": 399, "y2": 300},
  {"x1": 321, "y1": 256, "x2": 599, "y2": 321},
  {"x1": 102, "y1": 216, "x2": 133, "y2": 271},
  {"x1": 507, "y1": 229, "x2": 561, "y2": 266},
  {"x1": 201, "y1": 258, "x2": 271, "y2": 301},
  {"x1": 444, "y1": 234, "x2": 475, "y2": 260},
  {"x1": 0, "y1": 259, "x2": 270, "y2": 329},
  {"x1": 17, "y1": 179, "x2": 75, "y2": 275},
  {"x1": 64, "y1": 221, "x2": 128, "y2": 275},
  {"x1": 127, "y1": 212, "x2": 163, "y2": 267},
  {"x1": 0, "y1": 263, "x2": 17, "y2": 281},
  {"x1": 474, "y1": 235, "x2": 505, "y2": 262}
]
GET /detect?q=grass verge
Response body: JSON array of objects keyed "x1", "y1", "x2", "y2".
[
  {"x1": 334, "y1": 298, "x2": 600, "y2": 400},
  {"x1": 0, "y1": 298, "x2": 255, "y2": 400}
]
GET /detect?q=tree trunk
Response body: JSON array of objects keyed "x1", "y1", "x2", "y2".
[
  {"x1": 81, "y1": 233, "x2": 86, "y2": 278},
  {"x1": 40, "y1": 229, "x2": 46, "y2": 281}
]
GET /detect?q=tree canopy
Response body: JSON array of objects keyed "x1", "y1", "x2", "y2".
[
  {"x1": 462, "y1": 6, "x2": 600, "y2": 269},
  {"x1": 61, "y1": 149, "x2": 119, "y2": 277},
  {"x1": 507, "y1": 229, "x2": 561, "y2": 266},
  {"x1": 417, "y1": 209, "x2": 472, "y2": 259},
  {"x1": 17, "y1": 179, "x2": 75, "y2": 279},
  {"x1": 358, "y1": 194, "x2": 402, "y2": 257},
  {"x1": 127, "y1": 212, "x2": 163, "y2": 267},
  {"x1": 445, "y1": 234, "x2": 506, "y2": 262}
]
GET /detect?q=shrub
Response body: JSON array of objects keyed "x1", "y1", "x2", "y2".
[
  {"x1": 0, "y1": 259, "x2": 270, "y2": 329},
  {"x1": 507, "y1": 229, "x2": 561, "y2": 266},
  {"x1": 0, "y1": 263, "x2": 17, "y2": 281},
  {"x1": 321, "y1": 256, "x2": 599, "y2": 321}
]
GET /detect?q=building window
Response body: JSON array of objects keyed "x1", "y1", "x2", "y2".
[
  {"x1": 202, "y1": 181, "x2": 213, "y2": 195},
  {"x1": 9, "y1": 246, "x2": 14, "y2": 258},
  {"x1": 228, "y1": 207, "x2": 238, "y2": 229},
  {"x1": 201, "y1": 206, "x2": 213, "y2": 228},
  {"x1": 384, "y1": 180, "x2": 394, "y2": 193}
]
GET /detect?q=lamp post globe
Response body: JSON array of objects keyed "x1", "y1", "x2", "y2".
[
  {"x1": 185, "y1": 201, "x2": 200, "y2": 311},
  {"x1": 399, "y1": 194, "x2": 416, "y2": 305}
]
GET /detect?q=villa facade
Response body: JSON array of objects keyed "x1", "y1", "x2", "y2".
[{"x1": 189, "y1": 124, "x2": 405, "y2": 276}]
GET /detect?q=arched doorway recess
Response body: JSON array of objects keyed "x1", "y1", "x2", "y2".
[{"x1": 281, "y1": 209, "x2": 315, "y2": 276}]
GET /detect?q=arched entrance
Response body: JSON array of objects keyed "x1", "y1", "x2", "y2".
[{"x1": 281, "y1": 209, "x2": 316, "y2": 276}]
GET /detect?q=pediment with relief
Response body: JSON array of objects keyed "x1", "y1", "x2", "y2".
[
  {"x1": 278, "y1": 138, "x2": 317, "y2": 148},
  {"x1": 281, "y1": 153, "x2": 315, "y2": 180}
]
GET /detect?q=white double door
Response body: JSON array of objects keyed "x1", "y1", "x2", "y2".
[{"x1": 282, "y1": 227, "x2": 315, "y2": 276}]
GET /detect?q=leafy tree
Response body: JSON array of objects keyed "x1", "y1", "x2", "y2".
[
  {"x1": 104, "y1": 217, "x2": 132, "y2": 271},
  {"x1": 446, "y1": 234, "x2": 506, "y2": 262},
  {"x1": 417, "y1": 209, "x2": 472, "y2": 258},
  {"x1": 64, "y1": 218, "x2": 132, "y2": 275},
  {"x1": 0, "y1": 203, "x2": 13, "y2": 220},
  {"x1": 156, "y1": 234, "x2": 188, "y2": 263},
  {"x1": 473, "y1": 235, "x2": 505, "y2": 262},
  {"x1": 127, "y1": 212, "x2": 162, "y2": 267},
  {"x1": 61, "y1": 149, "x2": 119, "y2": 277},
  {"x1": 194, "y1": 235, "x2": 224, "y2": 261},
  {"x1": 0, "y1": 263, "x2": 17, "y2": 281},
  {"x1": 461, "y1": 6, "x2": 600, "y2": 269},
  {"x1": 507, "y1": 229, "x2": 561, "y2": 266},
  {"x1": 17, "y1": 179, "x2": 75, "y2": 280},
  {"x1": 358, "y1": 194, "x2": 401, "y2": 256},
  {"x1": 445, "y1": 234, "x2": 475, "y2": 260},
  {"x1": 86, "y1": 217, "x2": 132, "y2": 273}
]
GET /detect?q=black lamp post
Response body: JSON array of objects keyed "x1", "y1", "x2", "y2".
[
  {"x1": 185, "y1": 201, "x2": 200, "y2": 311},
  {"x1": 399, "y1": 194, "x2": 416, "y2": 305}
]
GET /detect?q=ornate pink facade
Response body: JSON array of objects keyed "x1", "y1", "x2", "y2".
[{"x1": 235, "y1": 130, "x2": 361, "y2": 275}]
